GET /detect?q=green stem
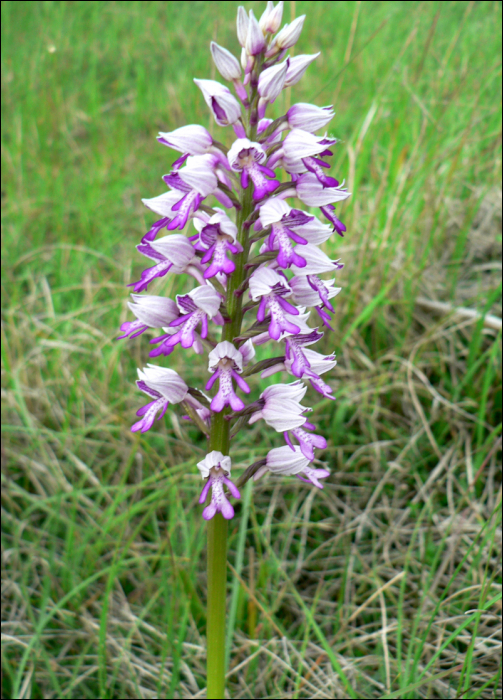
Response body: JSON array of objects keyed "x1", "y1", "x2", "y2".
[
  {"x1": 205, "y1": 161, "x2": 255, "y2": 697},
  {"x1": 206, "y1": 512, "x2": 228, "y2": 698}
]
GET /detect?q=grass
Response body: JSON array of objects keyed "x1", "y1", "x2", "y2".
[{"x1": 1, "y1": 0, "x2": 502, "y2": 697}]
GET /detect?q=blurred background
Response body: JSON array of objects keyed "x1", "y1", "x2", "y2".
[{"x1": 2, "y1": 1, "x2": 501, "y2": 698}]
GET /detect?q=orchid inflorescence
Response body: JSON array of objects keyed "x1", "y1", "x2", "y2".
[{"x1": 119, "y1": 1, "x2": 350, "y2": 522}]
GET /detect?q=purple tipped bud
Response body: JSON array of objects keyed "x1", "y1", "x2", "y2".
[
  {"x1": 194, "y1": 79, "x2": 242, "y2": 126},
  {"x1": 285, "y1": 53, "x2": 320, "y2": 87},
  {"x1": 237, "y1": 6, "x2": 249, "y2": 47},
  {"x1": 246, "y1": 10, "x2": 266, "y2": 55},
  {"x1": 272, "y1": 15, "x2": 306, "y2": 50},
  {"x1": 210, "y1": 42, "x2": 242, "y2": 81},
  {"x1": 157, "y1": 124, "x2": 213, "y2": 155},
  {"x1": 259, "y1": 1, "x2": 284, "y2": 33},
  {"x1": 287, "y1": 103, "x2": 334, "y2": 132},
  {"x1": 258, "y1": 60, "x2": 288, "y2": 102}
]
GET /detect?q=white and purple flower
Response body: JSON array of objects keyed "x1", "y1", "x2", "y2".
[
  {"x1": 248, "y1": 267, "x2": 301, "y2": 340},
  {"x1": 248, "y1": 381, "x2": 308, "y2": 431},
  {"x1": 253, "y1": 445, "x2": 330, "y2": 489},
  {"x1": 132, "y1": 365, "x2": 193, "y2": 433},
  {"x1": 150, "y1": 285, "x2": 222, "y2": 356},
  {"x1": 197, "y1": 451, "x2": 241, "y2": 520},
  {"x1": 227, "y1": 138, "x2": 280, "y2": 201},
  {"x1": 206, "y1": 341, "x2": 251, "y2": 412}
]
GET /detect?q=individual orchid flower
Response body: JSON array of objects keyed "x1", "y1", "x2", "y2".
[
  {"x1": 149, "y1": 285, "x2": 222, "y2": 356},
  {"x1": 290, "y1": 274, "x2": 341, "y2": 309},
  {"x1": 128, "y1": 234, "x2": 196, "y2": 293},
  {"x1": 227, "y1": 138, "x2": 280, "y2": 200},
  {"x1": 269, "y1": 130, "x2": 339, "y2": 188},
  {"x1": 284, "y1": 421, "x2": 327, "y2": 461},
  {"x1": 197, "y1": 451, "x2": 241, "y2": 520},
  {"x1": 132, "y1": 365, "x2": 194, "y2": 433},
  {"x1": 258, "y1": 197, "x2": 313, "y2": 268},
  {"x1": 248, "y1": 267, "x2": 301, "y2": 340},
  {"x1": 206, "y1": 341, "x2": 251, "y2": 412},
  {"x1": 118, "y1": 294, "x2": 179, "y2": 339},
  {"x1": 248, "y1": 381, "x2": 308, "y2": 431},
  {"x1": 194, "y1": 79, "x2": 243, "y2": 130},
  {"x1": 198, "y1": 211, "x2": 243, "y2": 279},
  {"x1": 253, "y1": 445, "x2": 330, "y2": 488}
]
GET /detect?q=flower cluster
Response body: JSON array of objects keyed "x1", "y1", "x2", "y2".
[{"x1": 119, "y1": 2, "x2": 350, "y2": 519}]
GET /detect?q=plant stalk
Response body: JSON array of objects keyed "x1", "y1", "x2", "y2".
[{"x1": 205, "y1": 154, "x2": 255, "y2": 697}]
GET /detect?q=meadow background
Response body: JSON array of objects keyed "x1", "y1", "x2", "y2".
[{"x1": 1, "y1": 1, "x2": 502, "y2": 697}]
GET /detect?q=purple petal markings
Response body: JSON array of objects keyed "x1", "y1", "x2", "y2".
[
  {"x1": 259, "y1": 198, "x2": 313, "y2": 269},
  {"x1": 197, "y1": 451, "x2": 240, "y2": 520},
  {"x1": 249, "y1": 267, "x2": 301, "y2": 340},
  {"x1": 199, "y1": 212, "x2": 242, "y2": 279},
  {"x1": 149, "y1": 286, "x2": 221, "y2": 356},
  {"x1": 320, "y1": 205, "x2": 347, "y2": 235},
  {"x1": 228, "y1": 138, "x2": 279, "y2": 201},
  {"x1": 302, "y1": 156, "x2": 339, "y2": 188},
  {"x1": 131, "y1": 366, "x2": 189, "y2": 433},
  {"x1": 283, "y1": 426, "x2": 327, "y2": 460},
  {"x1": 128, "y1": 234, "x2": 195, "y2": 293},
  {"x1": 206, "y1": 341, "x2": 250, "y2": 412}
]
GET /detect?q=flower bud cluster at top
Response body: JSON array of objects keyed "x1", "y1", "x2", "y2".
[{"x1": 119, "y1": 1, "x2": 351, "y2": 520}]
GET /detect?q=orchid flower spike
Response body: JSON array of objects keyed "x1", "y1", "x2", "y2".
[{"x1": 123, "y1": 2, "x2": 351, "y2": 528}]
